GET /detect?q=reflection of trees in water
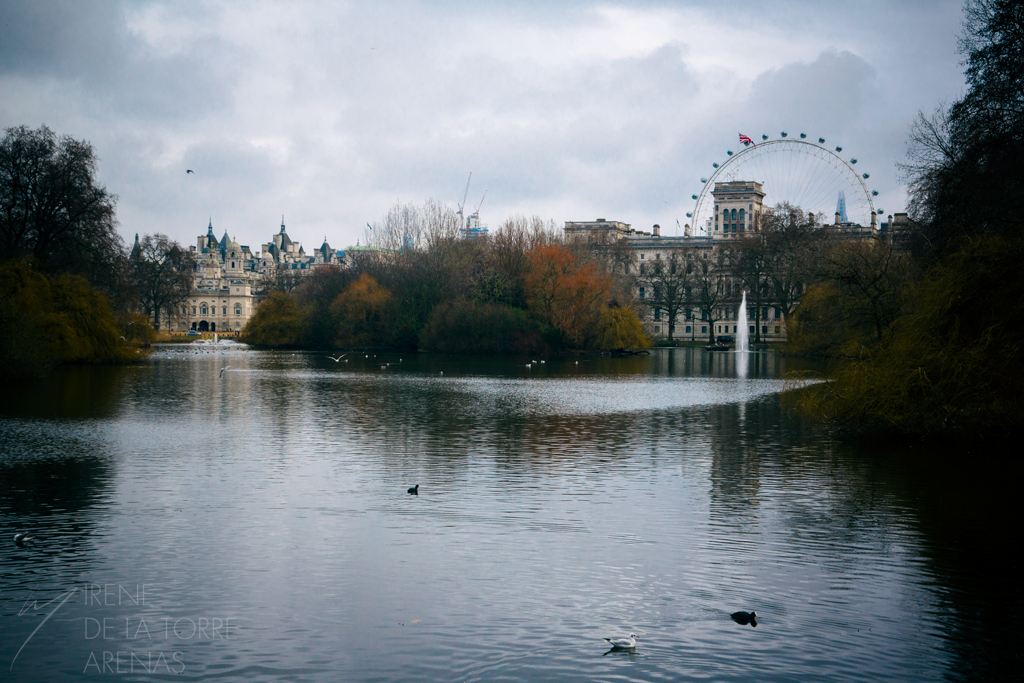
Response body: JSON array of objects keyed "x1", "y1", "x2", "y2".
[
  {"x1": 0, "y1": 424, "x2": 113, "y2": 570},
  {"x1": 765, "y1": 433, "x2": 1020, "y2": 682},
  {"x1": 0, "y1": 453, "x2": 111, "y2": 517},
  {"x1": 824, "y1": 441, "x2": 1020, "y2": 682},
  {"x1": 0, "y1": 365, "x2": 128, "y2": 419}
]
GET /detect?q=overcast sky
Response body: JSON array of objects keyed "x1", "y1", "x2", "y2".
[{"x1": 1, "y1": 0, "x2": 967, "y2": 252}]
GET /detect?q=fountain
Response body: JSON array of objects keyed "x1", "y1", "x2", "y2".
[{"x1": 736, "y1": 291, "x2": 749, "y2": 353}]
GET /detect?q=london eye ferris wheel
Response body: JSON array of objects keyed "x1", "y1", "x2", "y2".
[{"x1": 686, "y1": 133, "x2": 883, "y2": 235}]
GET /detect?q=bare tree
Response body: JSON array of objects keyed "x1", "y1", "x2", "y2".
[
  {"x1": 131, "y1": 234, "x2": 194, "y2": 330},
  {"x1": 726, "y1": 235, "x2": 771, "y2": 343},
  {"x1": 639, "y1": 252, "x2": 690, "y2": 342},
  {"x1": 0, "y1": 125, "x2": 122, "y2": 283},
  {"x1": 816, "y1": 239, "x2": 916, "y2": 342},
  {"x1": 762, "y1": 203, "x2": 821, "y2": 321},
  {"x1": 691, "y1": 249, "x2": 727, "y2": 344}
]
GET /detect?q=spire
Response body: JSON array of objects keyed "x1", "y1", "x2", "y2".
[
  {"x1": 207, "y1": 218, "x2": 214, "y2": 236},
  {"x1": 280, "y1": 215, "x2": 286, "y2": 234},
  {"x1": 836, "y1": 191, "x2": 848, "y2": 223}
]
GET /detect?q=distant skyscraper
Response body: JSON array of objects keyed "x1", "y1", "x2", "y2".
[{"x1": 836, "y1": 191, "x2": 848, "y2": 223}]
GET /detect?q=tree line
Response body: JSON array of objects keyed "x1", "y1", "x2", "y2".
[
  {"x1": 241, "y1": 208, "x2": 649, "y2": 354},
  {"x1": 1, "y1": 125, "x2": 195, "y2": 378},
  {"x1": 788, "y1": 0, "x2": 1024, "y2": 437}
]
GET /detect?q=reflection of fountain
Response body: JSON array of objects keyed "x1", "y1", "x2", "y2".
[{"x1": 737, "y1": 291, "x2": 749, "y2": 352}]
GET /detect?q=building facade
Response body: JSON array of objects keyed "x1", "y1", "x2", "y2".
[
  {"x1": 568, "y1": 181, "x2": 877, "y2": 343},
  {"x1": 164, "y1": 218, "x2": 347, "y2": 334}
]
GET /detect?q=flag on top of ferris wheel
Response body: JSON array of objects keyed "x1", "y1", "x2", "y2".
[{"x1": 738, "y1": 133, "x2": 755, "y2": 146}]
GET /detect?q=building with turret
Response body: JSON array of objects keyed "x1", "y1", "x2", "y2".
[{"x1": 165, "y1": 217, "x2": 346, "y2": 334}]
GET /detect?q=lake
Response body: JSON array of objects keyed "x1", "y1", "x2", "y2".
[{"x1": 0, "y1": 346, "x2": 1017, "y2": 681}]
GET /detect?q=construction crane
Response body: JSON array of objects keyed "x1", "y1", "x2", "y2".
[
  {"x1": 473, "y1": 189, "x2": 487, "y2": 215},
  {"x1": 457, "y1": 172, "x2": 472, "y2": 226}
]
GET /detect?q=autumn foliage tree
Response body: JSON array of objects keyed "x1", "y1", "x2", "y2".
[
  {"x1": 330, "y1": 273, "x2": 393, "y2": 348},
  {"x1": 525, "y1": 244, "x2": 612, "y2": 348}
]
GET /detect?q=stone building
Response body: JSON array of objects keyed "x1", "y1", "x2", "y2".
[
  {"x1": 164, "y1": 217, "x2": 346, "y2": 334},
  {"x1": 568, "y1": 180, "x2": 877, "y2": 343}
]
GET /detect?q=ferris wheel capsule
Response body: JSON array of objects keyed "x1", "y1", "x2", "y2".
[
  {"x1": 727, "y1": 150, "x2": 733, "y2": 155},
  {"x1": 700, "y1": 177, "x2": 708, "y2": 183},
  {"x1": 712, "y1": 163, "x2": 719, "y2": 168},
  {"x1": 877, "y1": 209, "x2": 883, "y2": 214},
  {"x1": 850, "y1": 158, "x2": 857, "y2": 164},
  {"x1": 799, "y1": 133, "x2": 807, "y2": 139},
  {"x1": 862, "y1": 173, "x2": 870, "y2": 179},
  {"x1": 818, "y1": 137, "x2": 825, "y2": 143},
  {"x1": 686, "y1": 212, "x2": 692, "y2": 218},
  {"x1": 691, "y1": 194, "x2": 698, "y2": 200},
  {"x1": 762, "y1": 134, "x2": 768, "y2": 140},
  {"x1": 872, "y1": 190, "x2": 879, "y2": 196},
  {"x1": 835, "y1": 146, "x2": 843, "y2": 152},
  {"x1": 781, "y1": 131, "x2": 788, "y2": 137}
]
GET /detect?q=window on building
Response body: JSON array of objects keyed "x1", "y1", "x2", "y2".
[
  {"x1": 702, "y1": 326, "x2": 707, "y2": 333},
  {"x1": 762, "y1": 306, "x2": 768, "y2": 318},
  {"x1": 231, "y1": 261, "x2": 235, "y2": 268},
  {"x1": 739, "y1": 209, "x2": 745, "y2": 222},
  {"x1": 654, "y1": 308, "x2": 661, "y2": 321},
  {"x1": 731, "y1": 209, "x2": 737, "y2": 221},
  {"x1": 776, "y1": 307, "x2": 782, "y2": 318},
  {"x1": 201, "y1": 304, "x2": 208, "y2": 315},
  {"x1": 639, "y1": 264, "x2": 646, "y2": 275},
  {"x1": 654, "y1": 326, "x2": 660, "y2": 333},
  {"x1": 639, "y1": 287, "x2": 645, "y2": 299},
  {"x1": 192, "y1": 306, "x2": 196, "y2": 315},
  {"x1": 739, "y1": 224, "x2": 744, "y2": 231},
  {"x1": 749, "y1": 326, "x2": 755, "y2": 334},
  {"x1": 701, "y1": 310, "x2": 707, "y2": 320},
  {"x1": 222, "y1": 307, "x2": 227, "y2": 315},
  {"x1": 762, "y1": 326, "x2": 767, "y2": 335},
  {"x1": 685, "y1": 326, "x2": 691, "y2": 334},
  {"x1": 640, "y1": 253, "x2": 645, "y2": 259},
  {"x1": 234, "y1": 305, "x2": 241, "y2": 315}
]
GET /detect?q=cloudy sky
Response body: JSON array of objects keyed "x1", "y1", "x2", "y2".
[{"x1": 2, "y1": 0, "x2": 967, "y2": 252}]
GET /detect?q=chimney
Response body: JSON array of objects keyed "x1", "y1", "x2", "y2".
[
  {"x1": 835, "y1": 211, "x2": 841, "y2": 226},
  {"x1": 684, "y1": 223, "x2": 691, "y2": 237},
  {"x1": 653, "y1": 224, "x2": 661, "y2": 237}
]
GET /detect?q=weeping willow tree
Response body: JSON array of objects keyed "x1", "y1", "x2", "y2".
[{"x1": 0, "y1": 260, "x2": 135, "y2": 378}]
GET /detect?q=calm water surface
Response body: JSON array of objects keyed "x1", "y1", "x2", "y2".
[{"x1": 0, "y1": 347, "x2": 1018, "y2": 681}]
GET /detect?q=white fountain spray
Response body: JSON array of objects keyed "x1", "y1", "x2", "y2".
[{"x1": 736, "y1": 291, "x2": 749, "y2": 353}]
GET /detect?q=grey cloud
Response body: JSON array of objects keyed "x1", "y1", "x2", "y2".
[
  {"x1": 749, "y1": 50, "x2": 877, "y2": 131},
  {"x1": 1, "y1": 0, "x2": 239, "y2": 123}
]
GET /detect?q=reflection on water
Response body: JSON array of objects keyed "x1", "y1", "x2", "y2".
[{"x1": 0, "y1": 346, "x2": 1017, "y2": 682}]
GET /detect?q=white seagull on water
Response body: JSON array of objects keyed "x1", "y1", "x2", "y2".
[{"x1": 604, "y1": 634, "x2": 639, "y2": 649}]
